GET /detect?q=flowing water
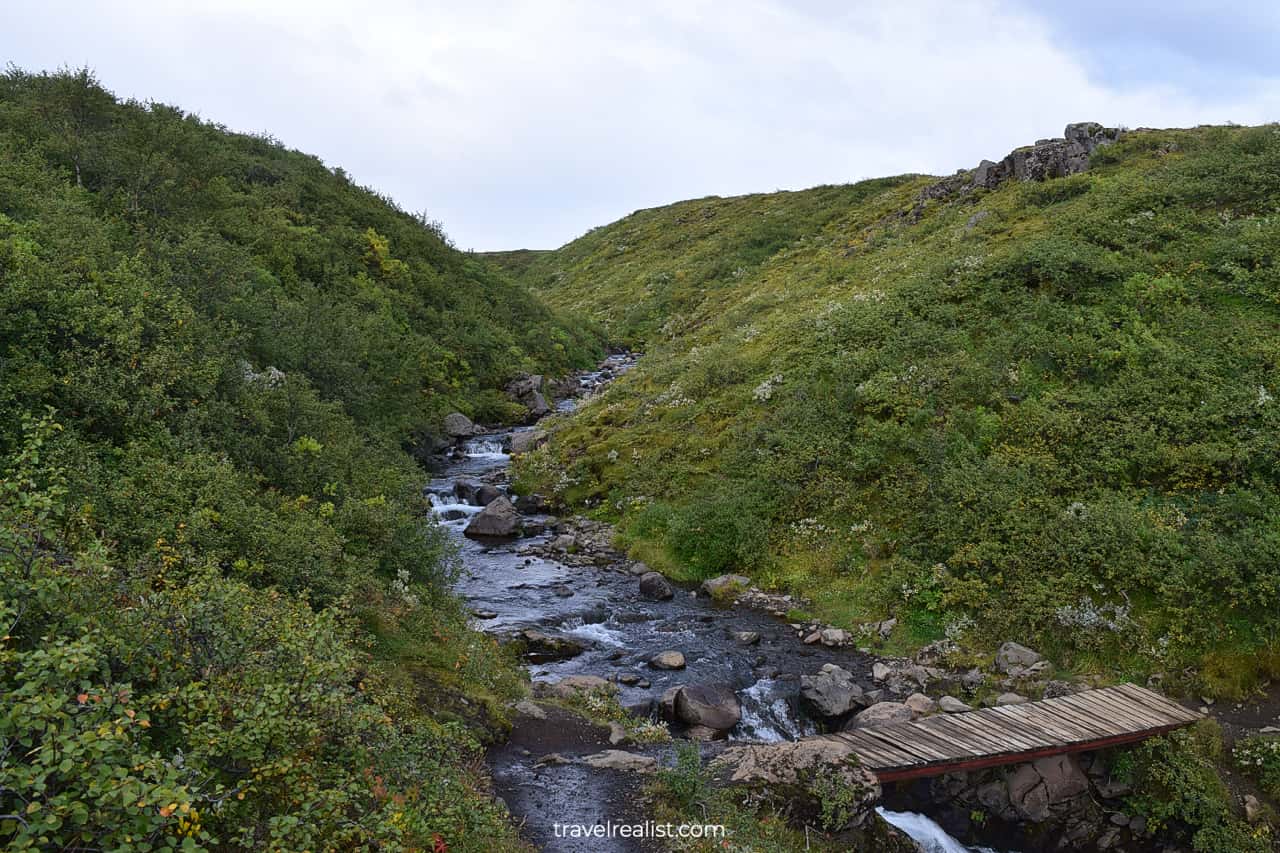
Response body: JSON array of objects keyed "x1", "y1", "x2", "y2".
[{"x1": 426, "y1": 355, "x2": 1001, "y2": 851}]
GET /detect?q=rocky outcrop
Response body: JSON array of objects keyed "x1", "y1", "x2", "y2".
[
  {"x1": 973, "y1": 123, "x2": 1122, "y2": 189},
  {"x1": 464, "y1": 495, "x2": 522, "y2": 538},
  {"x1": 920, "y1": 123, "x2": 1123, "y2": 203},
  {"x1": 904, "y1": 692, "x2": 937, "y2": 716}
]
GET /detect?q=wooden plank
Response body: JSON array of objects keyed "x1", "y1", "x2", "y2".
[
  {"x1": 1018, "y1": 701, "x2": 1104, "y2": 742},
  {"x1": 898, "y1": 723, "x2": 986, "y2": 761},
  {"x1": 1083, "y1": 690, "x2": 1176, "y2": 730},
  {"x1": 1044, "y1": 686, "x2": 1146, "y2": 727},
  {"x1": 834, "y1": 731, "x2": 926, "y2": 768},
  {"x1": 857, "y1": 725, "x2": 954, "y2": 763},
  {"x1": 873, "y1": 724, "x2": 969, "y2": 764},
  {"x1": 990, "y1": 704, "x2": 1084, "y2": 745},
  {"x1": 1083, "y1": 688, "x2": 1168, "y2": 726},
  {"x1": 987, "y1": 703, "x2": 1091, "y2": 745},
  {"x1": 914, "y1": 717, "x2": 1002, "y2": 758},
  {"x1": 963, "y1": 710, "x2": 1060, "y2": 755},
  {"x1": 830, "y1": 733, "x2": 911, "y2": 768},
  {"x1": 924, "y1": 714, "x2": 1014, "y2": 753},
  {"x1": 1065, "y1": 695, "x2": 1161, "y2": 738},
  {"x1": 1055, "y1": 693, "x2": 1144, "y2": 737},
  {"x1": 870, "y1": 724, "x2": 1188, "y2": 782},
  {"x1": 1031, "y1": 696, "x2": 1128, "y2": 739},
  {"x1": 962, "y1": 710, "x2": 1052, "y2": 752},
  {"x1": 1113, "y1": 684, "x2": 1200, "y2": 723},
  {"x1": 933, "y1": 713, "x2": 1041, "y2": 756}
]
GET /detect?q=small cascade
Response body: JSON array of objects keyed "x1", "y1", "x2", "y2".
[
  {"x1": 877, "y1": 809, "x2": 1001, "y2": 853},
  {"x1": 733, "y1": 678, "x2": 816, "y2": 742},
  {"x1": 558, "y1": 615, "x2": 626, "y2": 647},
  {"x1": 463, "y1": 437, "x2": 509, "y2": 459},
  {"x1": 425, "y1": 491, "x2": 484, "y2": 520}
]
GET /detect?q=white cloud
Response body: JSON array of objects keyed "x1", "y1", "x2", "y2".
[{"x1": 3, "y1": 0, "x2": 1277, "y2": 249}]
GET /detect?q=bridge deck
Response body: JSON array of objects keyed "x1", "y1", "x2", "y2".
[{"x1": 833, "y1": 683, "x2": 1201, "y2": 782}]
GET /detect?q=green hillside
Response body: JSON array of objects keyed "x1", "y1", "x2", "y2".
[
  {"x1": 506, "y1": 125, "x2": 1280, "y2": 698},
  {"x1": 0, "y1": 68, "x2": 600, "y2": 850}
]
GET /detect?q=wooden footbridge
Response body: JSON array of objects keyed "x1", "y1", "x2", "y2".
[{"x1": 833, "y1": 684, "x2": 1201, "y2": 782}]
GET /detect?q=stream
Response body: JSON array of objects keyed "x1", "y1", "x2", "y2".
[{"x1": 426, "y1": 355, "x2": 1000, "y2": 852}]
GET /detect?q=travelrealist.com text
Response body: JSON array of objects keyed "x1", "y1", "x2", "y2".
[{"x1": 552, "y1": 821, "x2": 727, "y2": 840}]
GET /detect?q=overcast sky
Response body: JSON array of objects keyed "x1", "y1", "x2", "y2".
[{"x1": 4, "y1": 1, "x2": 1279, "y2": 250}]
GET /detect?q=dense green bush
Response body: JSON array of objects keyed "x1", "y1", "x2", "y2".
[
  {"x1": 1117, "y1": 723, "x2": 1272, "y2": 852},
  {"x1": 0, "y1": 68, "x2": 594, "y2": 849}
]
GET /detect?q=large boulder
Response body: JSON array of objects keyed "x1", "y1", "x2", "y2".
[
  {"x1": 506, "y1": 374, "x2": 551, "y2": 418},
  {"x1": 700, "y1": 574, "x2": 752, "y2": 598},
  {"x1": 710, "y1": 738, "x2": 881, "y2": 830},
  {"x1": 638, "y1": 571, "x2": 675, "y2": 600},
  {"x1": 844, "y1": 701, "x2": 913, "y2": 729},
  {"x1": 525, "y1": 391, "x2": 551, "y2": 417},
  {"x1": 1004, "y1": 754, "x2": 1090, "y2": 823},
  {"x1": 1007, "y1": 764, "x2": 1050, "y2": 822},
  {"x1": 443, "y1": 412, "x2": 478, "y2": 438},
  {"x1": 513, "y1": 629, "x2": 586, "y2": 663},
  {"x1": 649, "y1": 650, "x2": 686, "y2": 670},
  {"x1": 464, "y1": 496, "x2": 521, "y2": 538},
  {"x1": 1032, "y1": 754, "x2": 1090, "y2": 804},
  {"x1": 799, "y1": 664, "x2": 865, "y2": 718},
  {"x1": 658, "y1": 686, "x2": 682, "y2": 720},
  {"x1": 473, "y1": 484, "x2": 503, "y2": 506},
  {"x1": 996, "y1": 641, "x2": 1043, "y2": 674},
  {"x1": 674, "y1": 683, "x2": 741, "y2": 732}
]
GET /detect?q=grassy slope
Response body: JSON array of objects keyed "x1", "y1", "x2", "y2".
[
  {"x1": 0, "y1": 69, "x2": 603, "y2": 850},
  {"x1": 505, "y1": 125, "x2": 1280, "y2": 699}
]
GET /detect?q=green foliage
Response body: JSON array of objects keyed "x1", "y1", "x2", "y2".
[
  {"x1": 655, "y1": 741, "x2": 709, "y2": 813},
  {"x1": 1235, "y1": 736, "x2": 1280, "y2": 800},
  {"x1": 0, "y1": 68, "x2": 599, "y2": 849},
  {"x1": 809, "y1": 766, "x2": 862, "y2": 832},
  {"x1": 1117, "y1": 722, "x2": 1272, "y2": 852},
  {"x1": 511, "y1": 123, "x2": 1280, "y2": 690}
]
